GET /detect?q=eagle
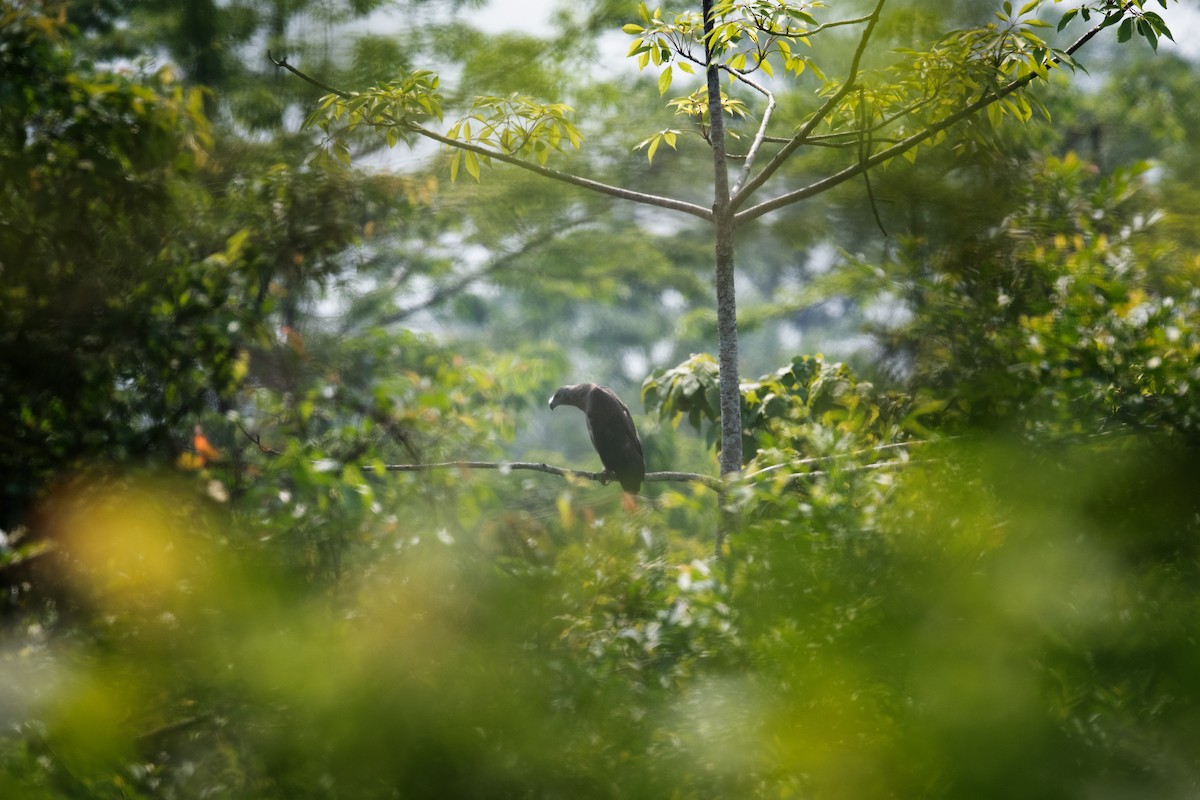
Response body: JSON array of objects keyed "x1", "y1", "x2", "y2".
[{"x1": 549, "y1": 383, "x2": 645, "y2": 494}]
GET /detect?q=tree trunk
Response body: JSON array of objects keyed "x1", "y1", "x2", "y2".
[
  {"x1": 703, "y1": 0, "x2": 741, "y2": 550},
  {"x1": 701, "y1": 0, "x2": 740, "y2": 476}
]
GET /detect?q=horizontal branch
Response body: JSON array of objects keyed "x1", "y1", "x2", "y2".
[
  {"x1": 362, "y1": 460, "x2": 723, "y2": 491},
  {"x1": 238, "y1": 428, "x2": 929, "y2": 493}
]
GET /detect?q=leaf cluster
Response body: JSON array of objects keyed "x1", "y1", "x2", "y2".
[
  {"x1": 643, "y1": 352, "x2": 926, "y2": 460},
  {"x1": 447, "y1": 95, "x2": 583, "y2": 177},
  {"x1": 1058, "y1": 0, "x2": 1175, "y2": 52}
]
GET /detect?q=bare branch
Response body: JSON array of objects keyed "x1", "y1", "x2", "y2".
[
  {"x1": 238, "y1": 422, "x2": 282, "y2": 455},
  {"x1": 135, "y1": 716, "x2": 212, "y2": 747},
  {"x1": 235, "y1": 432, "x2": 934, "y2": 492},
  {"x1": 730, "y1": 71, "x2": 776, "y2": 193},
  {"x1": 786, "y1": 459, "x2": 923, "y2": 481},
  {"x1": 381, "y1": 220, "x2": 586, "y2": 324},
  {"x1": 362, "y1": 460, "x2": 723, "y2": 491},
  {"x1": 268, "y1": 51, "x2": 350, "y2": 99},
  {"x1": 802, "y1": 13, "x2": 876, "y2": 37}
]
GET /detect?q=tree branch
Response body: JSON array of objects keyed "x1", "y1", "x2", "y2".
[
  {"x1": 730, "y1": 70, "x2": 776, "y2": 194},
  {"x1": 135, "y1": 716, "x2": 212, "y2": 747},
  {"x1": 268, "y1": 51, "x2": 350, "y2": 98},
  {"x1": 238, "y1": 422, "x2": 281, "y2": 455},
  {"x1": 269, "y1": 52, "x2": 713, "y2": 221},
  {"x1": 730, "y1": 0, "x2": 888, "y2": 210},
  {"x1": 362, "y1": 460, "x2": 723, "y2": 491},
  {"x1": 801, "y1": 13, "x2": 877, "y2": 37},
  {"x1": 405, "y1": 122, "x2": 713, "y2": 220},
  {"x1": 734, "y1": 5, "x2": 1127, "y2": 225},
  {"x1": 235, "y1": 432, "x2": 931, "y2": 492},
  {"x1": 380, "y1": 220, "x2": 586, "y2": 325}
]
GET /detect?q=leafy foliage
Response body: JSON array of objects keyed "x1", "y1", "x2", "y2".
[
  {"x1": 844, "y1": 151, "x2": 1200, "y2": 442},
  {"x1": 306, "y1": 75, "x2": 583, "y2": 179},
  {"x1": 643, "y1": 352, "x2": 919, "y2": 457},
  {"x1": 4, "y1": 2, "x2": 1200, "y2": 799},
  {"x1": 0, "y1": 6, "x2": 259, "y2": 520}
]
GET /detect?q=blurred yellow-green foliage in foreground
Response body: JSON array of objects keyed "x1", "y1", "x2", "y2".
[{"x1": 3, "y1": 435, "x2": 1198, "y2": 799}]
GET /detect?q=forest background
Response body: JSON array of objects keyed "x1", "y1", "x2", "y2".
[{"x1": 2, "y1": 0, "x2": 1199, "y2": 797}]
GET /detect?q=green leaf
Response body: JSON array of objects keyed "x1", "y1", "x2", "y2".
[
  {"x1": 658, "y1": 65, "x2": 673, "y2": 96},
  {"x1": 987, "y1": 100, "x2": 1003, "y2": 128},
  {"x1": 1057, "y1": 7, "x2": 1078, "y2": 32},
  {"x1": 622, "y1": 23, "x2": 645, "y2": 34},
  {"x1": 1117, "y1": 17, "x2": 1133, "y2": 43},
  {"x1": 1137, "y1": 19, "x2": 1158, "y2": 52},
  {"x1": 1142, "y1": 12, "x2": 1174, "y2": 41}
]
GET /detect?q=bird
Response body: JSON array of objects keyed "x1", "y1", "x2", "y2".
[{"x1": 549, "y1": 383, "x2": 645, "y2": 494}]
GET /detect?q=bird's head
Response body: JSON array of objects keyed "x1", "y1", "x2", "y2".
[{"x1": 548, "y1": 383, "x2": 587, "y2": 410}]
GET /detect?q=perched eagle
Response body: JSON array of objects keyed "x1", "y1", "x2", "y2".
[{"x1": 549, "y1": 383, "x2": 645, "y2": 494}]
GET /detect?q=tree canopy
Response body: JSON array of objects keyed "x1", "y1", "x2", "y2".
[{"x1": 2, "y1": 1, "x2": 1199, "y2": 797}]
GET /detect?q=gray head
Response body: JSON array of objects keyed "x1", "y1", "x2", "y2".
[{"x1": 548, "y1": 383, "x2": 593, "y2": 410}]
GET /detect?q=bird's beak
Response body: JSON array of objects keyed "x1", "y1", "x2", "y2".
[{"x1": 548, "y1": 393, "x2": 560, "y2": 409}]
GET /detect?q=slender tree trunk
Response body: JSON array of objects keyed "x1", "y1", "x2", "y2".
[
  {"x1": 702, "y1": 0, "x2": 739, "y2": 476},
  {"x1": 703, "y1": 0, "x2": 741, "y2": 550}
]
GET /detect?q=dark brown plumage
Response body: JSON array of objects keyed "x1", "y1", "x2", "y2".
[{"x1": 549, "y1": 383, "x2": 645, "y2": 494}]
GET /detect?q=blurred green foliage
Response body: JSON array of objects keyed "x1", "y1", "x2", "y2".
[
  {"x1": 3, "y1": 1, "x2": 1200, "y2": 798},
  {"x1": 0, "y1": 4, "x2": 257, "y2": 519}
]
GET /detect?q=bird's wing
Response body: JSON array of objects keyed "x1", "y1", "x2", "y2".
[{"x1": 586, "y1": 386, "x2": 645, "y2": 483}]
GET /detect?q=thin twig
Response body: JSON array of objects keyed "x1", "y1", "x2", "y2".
[
  {"x1": 381, "y1": 219, "x2": 587, "y2": 324},
  {"x1": 135, "y1": 715, "x2": 212, "y2": 746},
  {"x1": 795, "y1": 13, "x2": 877, "y2": 38},
  {"x1": 790, "y1": 459, "x2": 925, "y2": 481},
  {"x1": 858, "y1": 88, "x2": 888, "y2": 236},
  {"x1": 237, "y1": 422, "x2": 282, "y2": 455},
  {"x1": 407, "y1": 121, "x2": 714, "y2": 219},
  {"x1": 268, "y1": 51, "x2": 350, "y2": 97}
]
